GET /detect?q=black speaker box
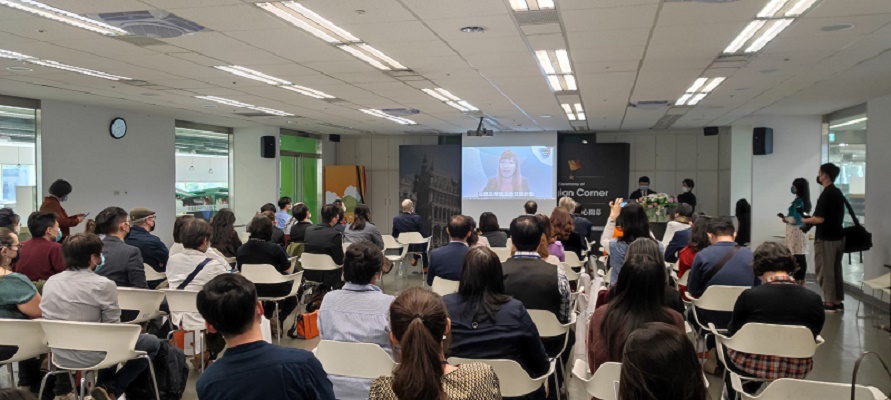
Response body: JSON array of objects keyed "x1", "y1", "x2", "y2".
[
  {"x1": 753, "y1": 127, "x2": 773, "y2": 155},
  {"x1": 329, "y1": 134, "x2": 341, "y2": 143},
  {"x1": 260, "y1": 135, "x2": 276, "y2": 158},
  {"x1": 703, "y1": 126, "x2": 719, "y2": 136}
]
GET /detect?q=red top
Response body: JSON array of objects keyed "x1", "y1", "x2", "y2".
[
  {"x1": 39, "y1": 196, "x2": 80, "y2": 238},
  {"x1": 677, "y1": 246, "x2": 698, "y2": 297},
  {"x1": 13, "y1": 237, "x2": 66, "y2": 282}
]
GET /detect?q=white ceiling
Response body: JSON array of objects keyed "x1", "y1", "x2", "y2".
[{"x1": 0, "y1": 0, "x2": 890, "y2": 135}]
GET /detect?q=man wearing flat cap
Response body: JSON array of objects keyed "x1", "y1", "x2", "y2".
[{"x1": 126, "y1": 207, "x2": 169, "y2": 280}]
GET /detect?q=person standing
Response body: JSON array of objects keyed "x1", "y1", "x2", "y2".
[
  {"x1": 38, "y1": 179, "x2": 84, "y2": 239},
  {"x1": 677, "y1": 178, "x2": 697, "y2": 210},
  {"x1": 629, "y1": 176, "x2": 655, "y2": 200},
  {"x1": 780, "y1": 178, "x2": 811, "y2": 285},
  {"x1": 802, "y1": 163, "x2": 846, "y2": 312}
]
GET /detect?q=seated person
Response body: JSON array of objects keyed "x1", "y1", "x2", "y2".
[
  {"x1": 572, "y1": 202, "x2": 593, "y2": 242},
  {"x1": 344, "y1": 205, "x2": 384, "y2": 250},
  {"x1": 686, "y1": 217, "x2": 756, "y2": 330},
  {"x1": 722, "y1": 242, "x2": 825, "y2": 399},
  {"x1": 550, "y1": 208, "x2": 584, "y2": 259},
  {"x1": 209, "y1": 208, "x2": 241, "y2": 259},
  {"x1": 479, "y1": 212, "x2": 507, "y2": 248},
  {"x1": 596, "y1": 238, "x2": 684, "y2": 315},
  {"x1": 303, "y1": 204, "x2": 345, "y2": 289},
  {"x1": 677, "y1": 215, "x2": 712, "y2": 297},
  {"x1": 40, "y1": 233, "x2": 160, "y2": 400},
  {"x1": 426, "y1": 215, "x2": 472, "y2": 286},
  {"x1": 125, "y1": 207, "x2": 168, "y2": 273},
  {"x1": 587, "y1": 255, "x2": 685, "y2": 374},
  {"x1": 289, "y1": 203, "x2": 313, "y2": 244},
  {"x1": 95, "y1": 207, "x2": 146, "y2": 288},
  {"x1": 0, "y1": 228, "x2": 44, "y2": 394},
  {"x1": 196, "y1": 274, "x2": 335, "y2": 400},
  {"x1": 392, "y1": 199, "x2": 427, "y2": 267},
  {"x1": 601, "y1": 199, "x2": 662, "y2": 284},
  {"x1": 444, "y1": 247, "x2": 550, "y2": 400},
  {"x1": 369, "y1": 287, "x2": 501, "y2": 400},
  {"x1": 260, "y1": 210, "x2": 286, "y2": 249},
  {"x1": 236, "y1": 215, "x2": 297, "y2": 331},
  {"x1": 663, "y1": 203, "x2": 694, "y2": 262},
  {"x1": 538, "y1": 214, "x2": 565, "y2": 262},
  {"x1": 620, "y1": 322, "x2": 710, "y2": 400},
  {"x1": 319, "y1": 242, "x2": 395, "y2": 400},
  {"x1": 13, "y1": 212, "x2": 66, "y2": 283}
]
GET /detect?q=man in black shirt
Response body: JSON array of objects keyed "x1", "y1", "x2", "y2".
[
  {"x1": 629, "y1": 176, "x2": 656, "y2": 200},
  {"x1": 677, "y1": 178, "x2": 697, "y2": 211},
  {"x1": 803, "y1": 163, "x2": 846, "y2": 312},
  {"x1": 303, "y1": 204, "x2": 344, "y2": 289}
]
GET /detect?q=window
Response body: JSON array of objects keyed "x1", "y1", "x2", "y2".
[
  {"x1": 0, "y1": 103, "x2": 38, "y2": 222},
  {"x1": 824, "y1": 108, "x2": 866, "y2": 223},
  {"x1": 175, "y1": 123, "x2": 232, "y2": 222}
]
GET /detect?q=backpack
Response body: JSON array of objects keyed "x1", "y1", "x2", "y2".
[{"x1": 125, "y1": 340, "x2": 189, "y2": 400}]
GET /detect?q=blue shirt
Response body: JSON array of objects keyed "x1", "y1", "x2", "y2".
[
  {"x1": 197, "y1": 341, "x2": 334, "y2": 400},
  {"x1": 275, "y1": 210, "x2": 291, "y2": 229},
  {"x1": 686, "y1": 242, "x2": 757, "y2": 328}
]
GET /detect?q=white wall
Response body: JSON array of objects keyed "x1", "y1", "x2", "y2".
[
  {"x1": 596, "y1": 129, "x2": 731, "y2": 217},
  {"x1": 865, "y1": 94, "x2": 891, "y2": 281},
  {"x1": 729, "y1": 122, "x2": 753, "y2": 215},
  {"x1": 40, "y1": 100, "x2": 177, "y2": 244},
  {"x1": 231, "y1": 127, "x2": 279, "y2": 226},
  {"x1": 336, "y1": 135, "x2": 438, "y2": 234},
  {"x1": 749, "y1": 115, "x2": 822, "y2": 248}
]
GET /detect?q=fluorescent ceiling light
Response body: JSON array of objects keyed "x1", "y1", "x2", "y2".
[
  {"x1": 434, "y1": 88, "x2": 461, "y2": 102},
  {"x1": 422, "y1": 88, "x2": 478, "y2": 112},
  {"x1": 785, "y1": 0, "x2": 819, "y2": 16},
  {"x1": 546, "y1": 76, "x2": 561, "y2": 91},
  {"x1": 561, "y1": 103, "x2": 585, "y2": 121},
  {"x1": 338, "y1": 45, "x2": 390, "y2": 70},
  {"x1": 280, "y1": 85, "x2": 335, "y2": 99},
  {"x1": 281, "y1": 2, "x2": 360, "y2": 42},
  {"x1": 535, "y1": 49, "x2": 577, "y2": 92},
  {"x1": 701, "y1": 77, "x2": 726, "y2": 93},
  {"x1": 535, "y1": 50, "x2": 556, "y2": 74},
  {"x1": 0, "y1": 49, "x2": 34, "y2": 60},
  {"x1": 446, "y1": 101, "x2": 468, "y2": 112},
  {"x1": 723, "y1": 20, "x2": 766, "y2": 54},
  {"x1": 555, "y1": 49, "x2": 572, "y2": 74},
  {"x1": 457, "y1": 101, "x2": 478, "y2": 111},
  {"x1": 195, "y1": 95, "x2": 293, "y2": 116},
  {"x1": 214, "y1": 66, "x2": 292, "y2": 85},
  {"x1": 745, "y1": 18, "x2": 793, "y2": 53},
  {"x1": 758, "y1": 0, "x2": 790, "y2": 18},
  {"x1": 687, "y1": 93, "x2": 708, "y2": 106},
  {"x1": 0, "y1": 0, "x2": 128, "y2": 36},
  {"x1": 29, "y1": 59, "x2": 130, "y2": 80},
  {"x1": 357, "y1": 44, "x2": 407, "y2": 70},
  {"x1": 360, "y1": 109, "x2": 417, "y2": 125},
  {"x1": 510, "y1": 0, "x2": 555, "y2": 11},
  {"x1": 675, "y1": 93, "x2": 693, "y2": 106},
  {"x1": 509, "y1": 0, "x2": 529, "y2": 11},
  {"x1": 829, "y1": 117, "x2": 867, "y2": 129},
  {"x1": 685, "y1": 77, "x2": 709, "y2": 94},
  {"x1": 564, "y1": 75, "x2": 577, "y2": 91},
  {"x1": 676, "y1": 77, "x2": 726, "y2": 106},
  {"x1": 421, "y1": 88, "x2": 449, "y2": 102}
]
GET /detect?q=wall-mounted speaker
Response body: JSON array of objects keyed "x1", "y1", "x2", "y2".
[
  {"x1": 753, "y1": 127, "x2": 773, "y2": 155},
  {"x1": 329, "y1": 134, "x2": 341, "y2": 143},
  {"x1": 260, "y1": 135, "x2": 276, "y2": 158},
  {"x1": 703, "y1": 126, "x2": 719, "y2": 136}
]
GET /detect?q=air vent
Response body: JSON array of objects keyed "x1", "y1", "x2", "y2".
[
  {"x1": 87, "y1": 10, "x2": 207, "y2": 39},
  {"x1": 628, "y1": 101, "x2": 671, "y2": 110},
  {"x1": 652, "y1": 114, "x2": 683, "y2": 130},
  {"x1": 515, "y1": 10, "x2": 560, "y2": 26}
]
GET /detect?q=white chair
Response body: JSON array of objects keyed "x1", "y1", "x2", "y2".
[
  {"x1": 396, "y1": 232, "x2": 429, "y2": 282},
  {"x1": 449, "y1": 357, "x2": 554, "y2": 398},
  {"x1": 729, "y1": 372, "x2": 885, "y2": 400},
  {"x1": 161, "y1": 289, "x2": 207, "y2": 371},
  {"x1": 431, "y1": 277, "x2": 460, "y2": 296},
  {"x1": 143, "y1": 263, "x2": 166, "y2": 282},
  {"x1": 300, "y1": 253, "x2": 342, "y2": 272},
  {"x1": 857, "y1": 272, "x2": 891, "y2": 319},
  {"x1": 712, "y1": 323, "x2": 824, "y2": 384},
  {"x1": 490, "y1": 247, "x2": 511, "y2": 263},
  {"x1": 117, "y1": 288, "x2": 165, "y2": 324},
  {"x1": 0, "y1": 319, "x2": 48, "y2": 387},
  {"x1": 315, "y1": 340, "x2": 395, "y2": 379},
  {"x1": 571, "y1": 359, "x2": 621, "y2": 400},
  {"x1": 382, "y1": 235, "x2": 408, "y2": 287},
  {"x1": 564, "y1": 251, "x2": 584, "y2": 274},
  {"x1": 38, "y1": 320, "x2": 160, "y2": 400},
  {"x1": 240, "y1": 265, "x2": 304, "y2": 344},
  {"x1": 689, "y1": 285, "x2": 749, "y2": 354},
  {"x1": 562, "y1": 262, "x2": 581, "y2": 282},
  {"x1": 528, "y1": 310, "x2": 577, "y2": 399}
]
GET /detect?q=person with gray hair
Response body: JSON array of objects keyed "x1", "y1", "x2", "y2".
[{"x1": 392, "y1": 199, "x2": 426, "y2": 267}]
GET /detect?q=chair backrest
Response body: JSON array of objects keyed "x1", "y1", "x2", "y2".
[
  {"x1": 449, "y1": 357, "x2": 552, "y2": 397},
  {"x1": 490, "y1": 247, "x2": 511, "y2": 263},
  {"x1": 315, "y1": 340, "x2": 395, "y2": 379},
  {"x1": 0, "y1": 319, "x2": 48, "y2": 363},
  {"x1": 342, "y1": 242, "x2": 351, "y2": 252},
  {"x1": 40, "y1": 320, "x2": 141, "y2": 370},
  {"x1": 735, "y1": 375, "x2": 884, "y2": 400},
  {"x1": 396, "y1": 232, "x2": 427, "y2": 245},
  {"x1": 382, "y1": 235, "x2": 403, "y2": 250},
  {"x1": 677, "y1": 269, "x2": 690, "y2": 286},
  {"x1": 564, "y1": 251, "x2": 583, "y2": 269},
  {"x1": 863, "y1": 272, "x2": 891, "y2": 290},
  {"x1": 562, "y1": 262, "x2": 581, "y2": 282},
  {"x1": 239, "y1": 231, "x2": 251, "y2": 244},
  {"x1": 692, "y1": 285, "x2": 749, "y2": 312},
  {"x1": 721, "y1": 323, "x2": 823, "y2": 358},
  {"x1": 161, "y1": 289, "x2": 201, "y2": 314},
  {"x1": 143, "y1": 263, "x2": 166, "y2": 281},
  {"x1": 431, "y1": 277, "x2": 460, "y2": 296},
  {"x1": 116, "y1": 288, "x2": 165, "y2": 323},
  {"x1": 528, "y1": 309, "x2": 573, "y2": 338},
  {"x1": 571, "y1": 359, "x2": 621, "y2": 400},
  {"x1": 300, "y1": 253, "x2": 341, "y2": 271}
]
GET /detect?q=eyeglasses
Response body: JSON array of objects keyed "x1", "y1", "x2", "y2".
[{"x1": 2, "y1": 244, "x2": 18, "y2": 251}]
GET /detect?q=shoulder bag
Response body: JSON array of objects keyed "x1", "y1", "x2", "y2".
[
  {"x1": 842, "y1": 197, "x2": 872, "y2": 253},
  {"x1": 703, "y1": 245, "x2": 741, "y2": 284}
]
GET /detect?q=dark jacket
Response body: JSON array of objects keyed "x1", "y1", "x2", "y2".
[
  {"x1": 393, "y1": 213, "x2": 426, "y2": 253},
  {"x1": 572, "y1": 215, "x2": 593, "y2": 241},
  {"x1": 289, "y1": 221, "x2": 313, "y2": 243},
  {"x1": 664, "y1": 229, "x2": 691, "y2": 263},
  {"x1": 629, "y1": 188, "x2": 656, "y2": 200},
  {"x1": 427, "y1": 242, "x2": 469, "y2": 286},
  {"x1": 502, "y1": 258, "x2": 562, "y2": 320},
  {"x1": 304, "y1": 224, "x2": 345, "y2": 289},
  {"x1": 97, "y1": 236, "x2": 147, "y2": 288},
  {"x1": 728, "y1": 281, "x2": 824, "y2": 338},
  {"x1": 237, "y1": 239, "x2": 292, "y2": 298},
  {"x1": 271, "y1": 227, "x2": 286, "y2": 248},
  {"x1": 125, "y1": 226, "x2": 169, "y2": 272},
  {"x1": 559, "y1": 231, "x2": 585, "y2": 259},
  {"x1": 678, "y1": 191, "x2": 697, "y2": 210},
  {"x1": 481, "y1": 231, "x2": 508, "y2": 248},
  {"x1": 212, "y1": 230, "x2": 242, "y2": 259}
]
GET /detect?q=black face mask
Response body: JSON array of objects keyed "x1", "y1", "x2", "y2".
[{"x1": 815, "y1": 176, "x2": 822, "y2": 185}]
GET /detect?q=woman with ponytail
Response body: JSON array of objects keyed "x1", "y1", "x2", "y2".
[{"x1": 369, "y1": 287, "x2": 502, "y2": 400}]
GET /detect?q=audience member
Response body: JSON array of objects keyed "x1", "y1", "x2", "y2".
[
  {"x1": 334, "y1": 207, "x2": 347, "y2": 234},
  {"x1": 802, "y1": 163, "x2": 846, "y2": 311},
  {"x1": 304, "y1": 204, "x2": 345, "y2": 289},
  {"x1": 663, "y1": 203, "x2": 694, "y2": 262},
  {"x1": 572, "y1": 202, "x2": 593, "y2": 241},
  {"x1": 289, "y1": 203, "x2": 313, "y2": 243},
  {"x1": 170, "y1": 214, "x2": 229, "y2": 265},
  {"x1": 558, "y1": 196, "x2": 576, "y2": 213},
  {"x1": 276, "y1": 197, "x2": 293, "y2": 229},
  {"x1": 465, "y1": 216, "x2": 490, "y2": 248},
  {"x1": 627, "y1": 238, "x2": 684, "y2": 314},
  {"x1": 369, "y1": 287, "x2": 501, "y2": 400},
  {"x1": 14, "y1": 212, "x2": 66, "y2": 283},
  {"x1": 587, "y1": 255, "x2": 685, "y2": 374},
  {"x1": 0, "y1": 388, "x2": 38, "y2": 400},
  {"x1": 444, "y1": 247, "x2": 550, "y2": 400},
  {"x1": 676, "y1": 215, "x2": 712, "y2": 297},
  {"x1": 344, "y1": 204, "x2": 384, "y2": 249},
  {"x1": 721, "y1": 242, "x2": 825, "y2": 399},
  {"x1": 677, "y1": 178, "x2": 697, "y2": 211},
  {"x1": 550, "y1": 207, "x2": 584, "y2": 259},
  {"x1": 782, "y1": 178, "x2": 811, "y2": 285},
  {"x1": 41, "y1": 233, "x2": 160, "y2": 400},
  {"x1": 236, "y1": 215, "x2": 296, "y2": 330},
  {"x1": 479, "y1": 212, "x2": 507, "y2": 247},
  {"x1": 686, "y1": 217, "x2": 755, "y2": 330},
  {"x1": 95, "y1": 206, "x2": 146, "y2": 288},
  {"x1": 602, "y1": 199, "x2": 661, "y2": 284},
  {"x1": 260, "y1": 203, "x2": 276, "y2": 214},
  {"x1": 523, "y1": 200, "x2": 537, "y2": 215},
  {"x1": 734, "y1": 199, "x2": 751, "y2": 246},
  {"x1": 619, "y1": 322, "x2": 709, "y2": 400},
  {"x1": 629, "y1": 176, "x2": 655, "y2": 200},
  {"x1": 261, "y1": 210, "x2": 286, "y2": 248},
  {"x1": 427, "y1": 215, "x2": 472, "y2": 286},
  {"x1": 392, "y1": 199, "x2": 427, "y2": 267},
  {"x1": 38, "y1": 179, "x2": 84, "y2": 239},
  {"x1": 209, "y1": 208, "x2": 241, "y2": 258},
  {"x1": 0, "y1": 228, "x2": 41, "y2": 319},
  {"x1": 196, "y1": 274, "x2": 334, "y2": 400},
  {"x1": 532, "y1": 214, "x2": 564, "y2": 266},
  {"x1": 319, "y1": 242, "x2": 394, "y2": 399},
  {"x1": 125, "y1": 207, "x2": 168, "y2": 273},
  {"x1": 0, "y1": 208, "x2": 20, "y2": 233}
]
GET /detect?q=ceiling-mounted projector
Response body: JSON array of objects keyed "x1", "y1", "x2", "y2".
[{"x1": 467, "y1": 117, "x2": 493, "y2": 136}]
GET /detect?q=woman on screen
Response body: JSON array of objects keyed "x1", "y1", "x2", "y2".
[{"x1": 482, "y1": 150, "x2": 531, "y2": 195}]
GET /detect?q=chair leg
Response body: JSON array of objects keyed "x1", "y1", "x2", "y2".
[
  {"x1": 200, "y1": 330, "x2": 206, "y2": 373},
  {"x1": 6, "y1": 363, "x2": 15, "y2": 388},
  {"x1": 275, "y1": 302, "x2": 281, "y2": 345},
  {"x1": 66, "y1": 371, "x2": 77, "y2": 400},
  {"x1": 140, "y1": 355, "x2": 162, "y2": 400}
]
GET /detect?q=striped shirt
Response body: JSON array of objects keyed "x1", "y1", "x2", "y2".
[{"x1": 318, "y1": 283, "x2": 395, "y2": 400}]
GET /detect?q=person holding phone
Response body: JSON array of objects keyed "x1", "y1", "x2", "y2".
[
  {"x1": 778, "y1": 178, "x2": 811, "y2": 285},
  {"x1": 39, "y1": 179, "x2": 85, "y2": 240}
]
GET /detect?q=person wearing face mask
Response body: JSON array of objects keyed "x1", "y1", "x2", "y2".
[
  {"x1": 125, "y1": 207, "x2": 169, "y2": 277},
  {"x1": 0, "y1": 207, "x2": 21, "y2": 233},
  {"x1": 38, "y1": 179, "x2": 85, "y2": 240},
  {"x1": 94, "y1": 207, "x2": 146, "y2": 289},
  {"x1": 778, "y1": 178, "x2": 811, "y2": 285},
  {"x1": 12, "y1": 212, "x2": 66, "y2": 286},
  {"x1": 677, "y1": 178, "x2": 697, "y2": 210},
  {"x1": 629, "y1": 176, "x2": 655, "y2": 200},
  {"x1": 802, "y1": 163, "x2": 847, "y2": 312}
]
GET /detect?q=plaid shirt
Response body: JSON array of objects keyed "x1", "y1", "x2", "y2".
[
  {"x1": 513, "y1": 252, "x2": 572, "y2": 324},
  {"x1": 727, "y1": 275, "x2": 813, "y2": 379}
]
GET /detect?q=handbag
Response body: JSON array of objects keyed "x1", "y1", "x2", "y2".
[
  {"x1": 842, "y1": 197, "x2": 872, "y2": 253},
  {"x1": 287, "y1": 310, "x2": 319, "y2": 340}
]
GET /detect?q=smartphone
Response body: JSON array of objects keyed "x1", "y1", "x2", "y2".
[
  {"x1": 620, "y1": 201, "x2": 628, "y2": 207},
  {"x1": 82, "y1": 212, "x2": 91, "y2": 217}
]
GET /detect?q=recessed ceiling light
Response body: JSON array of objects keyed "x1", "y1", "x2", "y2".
[
  {"x1": 0, "y1": 0, "x2": 128, "y2": 36},
  {"x1": 2, "y1": 49, "x2": 129, "y2": 80},
  {"x1": 676, "y1": 77, "x2": 726, "y2": 106},
  {"x1": 561, "y1": 103, "x2": 585, "y2": 121},
  {"x1": 510, "y1": 0, "x2": 555, "y2": 11},
  {"x1": 821, "y1": 23, "x2": 854, "y2": 32},
  {"x1": 195, "y1": 95, "x2": 293, "y2": 116},
  {"x1": 360, "y1": 108, "x2": 417, "y2": 125},
  {"x1": 214, "y1": 65, "x2": 336, "y2": 99},
  {"x1": 5, "y1": 66, "x2": 32, "y2": 72},
  {"x1": 460, "y1": 26, "x2": 486, "y2": 33},
  {"x1": 540, "y1": 115, "x2": 552, "y2": 118}
]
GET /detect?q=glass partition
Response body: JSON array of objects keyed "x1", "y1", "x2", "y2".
[
  {"x1": 175, "y1": 124, "x2": 231, "y2": 221},
  {"x1": 0, "y1": 104, "x2": 38, "y2": 230}
]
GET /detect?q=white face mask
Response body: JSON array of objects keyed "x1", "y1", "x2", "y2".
[{"x1": 681, "y1": 186, "x2": 690, "y2": 193}]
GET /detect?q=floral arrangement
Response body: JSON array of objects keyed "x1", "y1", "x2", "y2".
[{"x1": 637, "y1": 193, "x2": 679, "y2": 221}]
